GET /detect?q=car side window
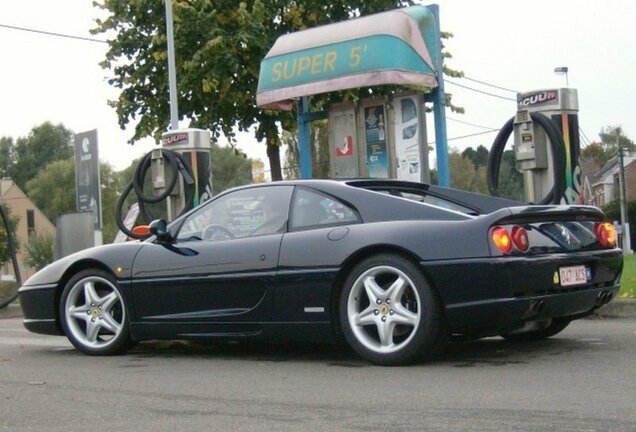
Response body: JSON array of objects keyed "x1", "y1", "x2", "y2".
[
  {"x1": 176, "y1": 186, "x2": 294, "y2": 242},
  {"x1": 290, "y1": 188, "x2": 360, "y2": 230}
]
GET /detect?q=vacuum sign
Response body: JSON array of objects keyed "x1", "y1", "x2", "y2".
[
  {"x1": 74, "y1": 130, "x2": 102, "y2": 230},
  {"x1": 518, "y1": 90, "x2": 559, "y2": 108}
]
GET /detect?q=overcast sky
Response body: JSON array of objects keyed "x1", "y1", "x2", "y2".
[{"x1": 0, "y1": 0, "x2": 634, "y2": 173}]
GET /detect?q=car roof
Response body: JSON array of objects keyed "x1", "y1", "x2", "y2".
[{"x1": 223, "y1": 179, "x2": 523, "y2": 216}]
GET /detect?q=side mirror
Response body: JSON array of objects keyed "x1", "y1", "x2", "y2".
[{"x1": 149, "y1": 219, "x2": 171, "y2": 242}]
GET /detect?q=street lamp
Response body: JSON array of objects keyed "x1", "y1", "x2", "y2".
[
  {"x1": 617, "y1": 127, "x2": 632, "y2": 254},
  {"x1": 554, "y1": 66, "x2": 569, "y2": 87}
]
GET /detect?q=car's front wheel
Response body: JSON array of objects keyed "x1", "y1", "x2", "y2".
[
  {"x1": 60, "y1": 269, "x2": 133, "y2": 355},
  {"x1": 339, "y1": 254, "x2": 444, "y2": 366}
]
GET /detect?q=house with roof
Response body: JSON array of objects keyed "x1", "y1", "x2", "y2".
[
  {"x1": 0, "y1": 178, "x2": 56, "y2": 281},
  {"x1": 582, "y1": 152, "x2": 636, "y2": 208}
]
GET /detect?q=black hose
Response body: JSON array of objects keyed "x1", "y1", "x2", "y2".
[
  {"x1": 116, "y1": 149, "x2": 195, "y2": 239},
  {"x1": 0, "y1": 204, "x2": 21, "y2": 309},
  {"x1": 487, "y1": 112, "x2": 566, "y2": 205}
]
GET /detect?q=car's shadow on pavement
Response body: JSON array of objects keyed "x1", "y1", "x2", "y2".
[{"x1": 91, "y1": 334, "x2": 587, "y2": 368}]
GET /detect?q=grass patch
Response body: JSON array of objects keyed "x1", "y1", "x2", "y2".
[{"x1": 619, "y1": 254, "x2": 636, "y2": 299}]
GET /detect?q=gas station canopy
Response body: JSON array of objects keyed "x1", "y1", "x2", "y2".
[{"x1": 256, "y1": 6, "x2": 440, "y2": 110}]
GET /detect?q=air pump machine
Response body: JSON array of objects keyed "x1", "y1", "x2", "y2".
[
  {"x1": 487, "y1": 88, "x2": 581, "y2": 205},
  {"x1": 116, "y1": 128, "x2": 213, "y2": 239}
]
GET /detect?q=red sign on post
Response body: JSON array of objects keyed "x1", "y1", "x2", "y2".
[{"x1": 336, "y1": 135, "x2": 353, "y2": 157}]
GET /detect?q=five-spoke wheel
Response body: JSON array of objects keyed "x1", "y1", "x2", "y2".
[
  {"x1": 60, "y1": 269, "x2": 132, "y2": 355},
  {"x1": 340, "y1": 254, "x2": 444, "y2": 365}
]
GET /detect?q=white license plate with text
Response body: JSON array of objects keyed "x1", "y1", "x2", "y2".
[{"x1": 559, "y1": 265, "x2": 588, "y2": 287}]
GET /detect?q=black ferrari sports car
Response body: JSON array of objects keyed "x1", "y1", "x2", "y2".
[{"x1": 19, "y1": 179, "x2": 622, "y2": 365}]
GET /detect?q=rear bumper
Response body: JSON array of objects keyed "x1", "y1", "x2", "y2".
[
  {"x1": 18, "y1": 284, "x2": 61, "y2": 335},
  {"x1": 423, "y1": 249, "x2": 623, "y2": 335},
  {"x1": 444, "y1": 285, "x2": 620, "y2": 336}
]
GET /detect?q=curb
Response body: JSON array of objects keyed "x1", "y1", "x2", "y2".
[{"x1": 593, "y1": 299, "x2": 636, "y2": 319}]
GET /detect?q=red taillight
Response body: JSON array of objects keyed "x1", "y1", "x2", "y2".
[
  {"x1": 595, "y1": 222, "x2": 617, "y2": 248},
  {"x1": 511, "y1": 226, "x2": 529, "y2": 252},
  {"x1": 492, "y1": 226, "x2": 512, "y2": 254}
]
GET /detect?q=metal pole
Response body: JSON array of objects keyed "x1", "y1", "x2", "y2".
[
  {"x1": 428, "y1": 5, "x2": 450, "y2": 187},
  {"x1": 165, "y1": 0, "x2": 179, "y2": 130},
  {"x1": 297, "y1": 96, "x2": 313, "y2": 179},
  {"x1": 617, "y1": 128, "x2": 631, "y2": 253}
]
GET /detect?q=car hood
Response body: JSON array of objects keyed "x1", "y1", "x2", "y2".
[{"x1": 21, "y1": 241, "x2": 147, "y2": 287}]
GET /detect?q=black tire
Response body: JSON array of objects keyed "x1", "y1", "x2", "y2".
[
  {"x1": 339, "y1": 254, "x2": 445, "y2": 366},
  {"x1": 59, "y1": 269, "x2": 133, "y2": 355},
  {"x1": 501, "y1": 318, "x2": 572, "y2": 342}
]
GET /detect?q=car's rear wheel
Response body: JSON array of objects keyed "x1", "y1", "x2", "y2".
[
  {"x1": 60, "y1": 269, "x2": 133, "y2": 355},
  {"x1": 500, "y1": 317, "x2": 572, "y2": 342},
  {"x1": 339, "y1": 254, "x2": 444, "y2": 366}
]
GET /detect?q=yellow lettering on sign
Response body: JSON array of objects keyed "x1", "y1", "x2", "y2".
[
  {"x1": 282, "y1": 59, "x2": 296, "y2": 80},
  {"x1": 272, "y1": 62, "x2": 283, "y2": 82},
  {"x1": 270, "y1": 50, "x2": 339, "y2": 82},
  {"x1": 311, "y1": 53, "x2": 324, "y2": 74},
  {"x1": 324, "y1": 51, "x2": 337, "y2": 72},
  {"x1": 349, "y1": 45, "x2": 362, "y2": 67},
  {"x1": 297, "y1": 56, "x2": 311, "y2": 76}
]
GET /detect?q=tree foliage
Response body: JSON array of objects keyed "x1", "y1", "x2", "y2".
[
  {"x1": 495, "y1": 150, "x2": 524, "y2": 201},
  {"x1": 461, "y1": 145, "x2": 489, "y2": 169},
  {"x1": 441, "y1": 146, "x2": 523, "y2": 199},
  {"x1": 449, "y1": 150, "x2": 487, "y2": 193},
  {"x1": 582, "y1": 126, "x2": 635, "y2": 168},
  {"x1": 25, "y1": 232, "x2": 54, "y2": 271},
  {"x1": 210, "y1": 142, "x2": 254, "y2": 193},
  {"x1": 602, "y1": 199, "x2": 636, "y2": 247},
  {"x1": 0, "y1": 204, "x2": 20, "y2": 267},
  {"x1": 0, "y1": 122, "x2": 74, "y2": 191},
  {"x1": 26, "y1": 159, "x2": 76, "y2": 225},
  {"x1": 92, "y1": 0, "x2": 464, "y2": 181},
  {"x1": 26, "y1": 158, "x2": 125, "y2": 243}
]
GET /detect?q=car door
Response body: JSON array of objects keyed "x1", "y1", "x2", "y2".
[
  {"x1": 130, "y1": 185, "x2": 294, "y2": 333},
  {"x1": 275, "y1": 187, "x2": 362, "y2": 324}
]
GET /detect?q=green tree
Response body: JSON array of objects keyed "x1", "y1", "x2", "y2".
[
  {"x1": 598, "y1": 126, "x2": 635, "y2": 153},
  {"x1": 26, "y1": 159, "x2": 125, "y2": 243},
  {"x1": 0, "y1": 204, "x2": 20, "y2": 267},
  {"x1": 210, "y1": 142, "x2": 254, "y2": 193},
  {"x1": 449, "y1": 150, "x2": 487, "y2": 193},
  {"x1": 92, "y1": 1, "x2": 463, "y2": 181},
  {"x1": 602, "y1": 199, "x2": 636, "y2": 247},
  {"x1": 582, "y1": 126, "x2": 635, "y2": 169},
  {"x1": 461, "y1": 145, "x2": 489, "y2": 169},
  {"x1": 1, "y1": 123, "x2": 74, "y2": 191},
  {"x1": 496, "y1": 150, "x2": 524, "y2": 201},
  {"x1": 0, "y1": 137, "x2": 15, "y2": 178},
  {"x1": 25, "y1": 232, "x2": 54, "y2": 271},
  {"x1": 580, "y1": 142, "x2": 610, "y2": 167}
]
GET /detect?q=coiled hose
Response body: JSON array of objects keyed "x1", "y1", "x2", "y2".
[
  {"x1": 116, "y1": 149, "x2": 195, "y2": 239},
  {"x1": 487, "y1": 112, "x2": 566, "y2": 205}
]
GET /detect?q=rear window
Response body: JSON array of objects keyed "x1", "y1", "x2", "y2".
[{"x1": 368, "y1": 188, "x2": 476, "y2": 214}]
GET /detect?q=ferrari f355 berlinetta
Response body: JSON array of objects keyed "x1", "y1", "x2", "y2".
[{"x1": 19, "y1": 179, "x2": 622, "y2": 365}]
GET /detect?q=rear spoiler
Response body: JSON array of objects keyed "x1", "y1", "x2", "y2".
[{"x1": 486, "y1": 205, "x2": 606, "y2": 226}]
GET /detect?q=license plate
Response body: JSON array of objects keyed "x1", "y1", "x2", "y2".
[{"x1": 559, "y1": 265, "x2": 588, "y2": 287}]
